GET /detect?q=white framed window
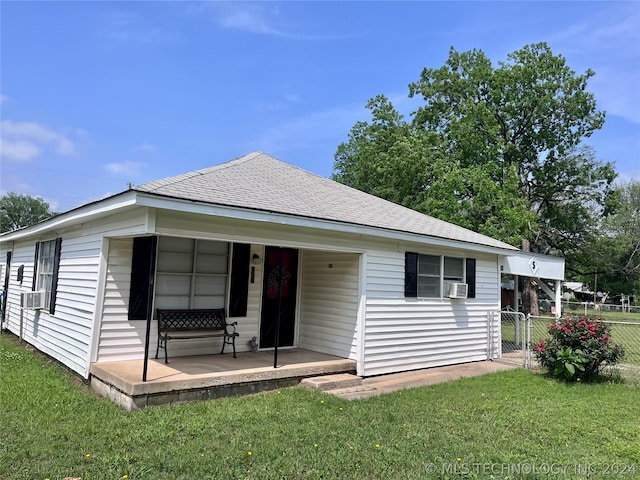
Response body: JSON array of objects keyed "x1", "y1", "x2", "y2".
[
  {"x1": 405, "y1": 252, "x2": 475, "y2": 299},
  {"x1": 154, "y1": 237, "x2": 229, "y2": 310},
  {"x1": 33, "y1": 238, "x2": 62, "y2": 313},
  {"x1": 417, "y1": 254, "x2": 441, "y2": 298}
]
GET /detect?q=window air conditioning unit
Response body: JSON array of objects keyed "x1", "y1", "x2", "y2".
[
  {"x1": 447, "y1": 282, "x2": 468, "y2": 299},
  {"x1": 21, "y1": 291, "x2": 46, "y2": 310}
]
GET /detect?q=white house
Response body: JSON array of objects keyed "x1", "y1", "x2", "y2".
[{"x1": 0, "y1": 152, "x2": 564, "y2": 380}]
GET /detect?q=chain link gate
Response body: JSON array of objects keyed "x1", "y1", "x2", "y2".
[{"x1": 489, "y1": 311, "x2": 531, "y2": 368}]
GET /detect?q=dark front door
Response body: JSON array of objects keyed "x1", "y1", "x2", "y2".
[{"x1": 260, "y1": 247, "x2": 298, "y2": 348}]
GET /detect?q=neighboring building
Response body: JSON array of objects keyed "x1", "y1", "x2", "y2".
[{"x1": 0, "y1": 152, "x2": 564, "y2": 379}]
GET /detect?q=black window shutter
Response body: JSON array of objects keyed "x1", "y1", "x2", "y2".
[
  {"x1": 128, "y1": 236, "x2": 157, "y2": 320},
  {"x1": 32, "y1": 242, "x2": 40, "y2": 291},
  {"x1": 405, "y1": 252, "x2": 418, "y2": 297},
  {"x1": 229, "y1": 243, "x2": 250, "y2": 317},
  {"x1": 466, "y1": 258, "x2": 476, "y2": 299},
  {"x1": 1, "y1": 251, "x2": 11, "y2": 322},
  {"x1": 49, "y1": 238, "x2": 62, "y2": 314}
]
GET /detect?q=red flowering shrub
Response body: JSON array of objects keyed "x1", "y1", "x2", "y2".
[{"x1": 533, "y1": 315, "x2": 625, "y2": 381}]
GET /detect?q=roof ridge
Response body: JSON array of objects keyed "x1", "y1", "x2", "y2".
[
  {"x1": 278, "y1": 162, "x2": 473, "y2": 232},
  {"x1": 135, "y1": 151, "x2": 265, "y2": 192},
  {"x1": 131, "y1": 151, "x2": 517, "y2": 251},
  {"x1": 192, "y1": 151, "x2": 264, "y2": 176}
]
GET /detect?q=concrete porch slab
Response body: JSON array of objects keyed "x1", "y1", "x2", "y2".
[{"x1": 89, "y1": 349, "x2": 356, "y2": 410}]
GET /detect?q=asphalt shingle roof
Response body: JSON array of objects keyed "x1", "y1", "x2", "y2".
[{"x1": 135, "y1": 152, "x2": 517, "y2": 251}]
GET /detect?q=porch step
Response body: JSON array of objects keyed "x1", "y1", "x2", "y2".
[
  {"x1": 325, "y1": 385, "x2": 379, "y2": 400},
  {"x1": 300, "y1": 373, "x2": 363, "y2": 391}
]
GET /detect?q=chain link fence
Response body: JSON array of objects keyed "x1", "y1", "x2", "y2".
[
  {"x1": 561, "y1": 300, "x2": 640, "y2": 316},
  {"x1": 494, "y1": 311, "x2": 529, "y2": 368},
  {"x1": 493, "y1": 311, "x2": 640, "y2": 382},
  {"x1": 527, "y1": 314, "x2": 640, "y2": 382}
]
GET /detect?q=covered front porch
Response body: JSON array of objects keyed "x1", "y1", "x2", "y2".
[
  {"x1": 90, "y1": 349, "x2": 357, "y2": 410},
  {"x1": 95, "y1": 226, "x2": 362, "y2": 364}
]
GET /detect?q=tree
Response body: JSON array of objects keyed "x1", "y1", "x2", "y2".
[
  {"x1": 0, "y1": 193, "x2": 56, "y2": 233},
  {"x1": 571, "y1": 180, "x2": 640, "y2": 296},
  {"x1": 333, "y1": 43, "x2": 617, "y2": 315}
]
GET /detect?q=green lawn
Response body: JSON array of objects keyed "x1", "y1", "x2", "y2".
[{"x1": 1, "y1": 333, "x2": 639, "y2": 480}]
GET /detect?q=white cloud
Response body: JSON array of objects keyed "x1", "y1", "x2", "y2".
[
  {"x1": 0, "y1": 138, "x2": 41, "y2": 161},
  {"x1": 590, "y1": 68, "x2": 640, "y2": 125},
  {"x1": 0, "y1": 175, "x2": 60, "y2": 210},
  {"x1": 104, "y1": 161, "x2": 144, "y2": 177},
  {"x1": 105, "y1": 10, "x2": 177, "y2": 44},
  {"x1": 204, "y1": 3, "x2": 360, "y2": 40},
  {"x1": 254, "y1": 93, "x2": 301, "y2": 114},
  {"x1": 45, "y1": 197, "x2": 60, "y2": 213},
  {"x1": 209, "y1": 2, "x2": 285, "y2": 36},
  {"x1": 133, "y1": 142, "x2": 158, "y2": 152},
  {"x1": 0, "y1": 120, "x2": 75, "y2": 161},
  {"x1": 249, "y1": 91, "x2": 422, "y2": 155},
  {"x1": 250, "y1": 103, "x2": 367, "y2": 152},
  {"x1": 0, "y1": 175, "x2": 35, "y2": 196},
  {"x1": 550, "y1": 7, "x2": 640, "y2": 125},
  {"x1": 284, "y1": 93, "x2": 300, "y2": 103}
]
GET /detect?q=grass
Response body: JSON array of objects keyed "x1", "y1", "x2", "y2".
[{"x1": 1, "y1": 333, "x2": 639, "y2": 480}]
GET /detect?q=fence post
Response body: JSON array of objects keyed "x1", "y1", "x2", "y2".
[
  {"x1": 488, "y1": 312, "x2": 494, "y2": 360},
  {"x1": 525, "y1": 313, "x2": 532, "y2": 369}
]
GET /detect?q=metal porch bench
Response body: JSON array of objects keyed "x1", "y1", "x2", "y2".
[{"x1": 155, "y1": 308, "x2": 238, "y2": 363}]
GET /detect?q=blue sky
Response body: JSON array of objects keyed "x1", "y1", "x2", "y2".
[{"x1": 1, "y1": 1, "x2": 638, "y2": 213}]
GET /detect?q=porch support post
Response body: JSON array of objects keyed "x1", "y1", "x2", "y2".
[
  {"x1": 554, "y1": 280, "x2": 562, "y2": 319},
  {"x1": 142, "y1": 312, "x2": 152, "y2": 381},
  {"x1": 274, "y1": 248, "x2": 284, "y2": 368},
  {"x1": 537, "y1": 278, "x2": 561, "y2": 319},
  {"x1": 142, "y1": 236, "x2": 158, "y2": 382},
  {"x1": 513, "y1": 274, "x2": 519, "y2": 312}
]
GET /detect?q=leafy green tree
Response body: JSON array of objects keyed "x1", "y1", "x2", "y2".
[
  {"x1": 335, "y1": 95, "x2": 436, "y2": 210},
  {"x1": 0, "y1": 193, "x2": 56, "y2": 233},
  {"x1": 333, "y1": 95, "x2": 531, "y2": 246},
  {"x1": 572, "y1": 180, "x2": 640, "y2": 296},
  {"x1": 333, "y1": 43, "x2": 617, "y2": 314}
]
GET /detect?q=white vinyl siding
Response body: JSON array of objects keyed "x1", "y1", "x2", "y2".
[
  {"x1": 98, "y1": 239, "x2": 261, "y2": 362},
  {"x1": 2, "y1": 201, "x2": 511, "y2": 379},
  {"x1": 3, "y1": 235, "x2": 100, "y2": 375},
  {"x1": 298, "y1": 251, "x2": 359, "y2": 359},
  {"x1": 362, "y1": 249, "x2": 499, "y2": 377},
  {"x1": 97, "y1": 238, "x2": 147, "y2": 362},
  {"x1": 235, "y1": 245, "x2": 263, "y2": 351},
  {"x1": 1, "y1": 208, "x2": 149, "y2": 377}
]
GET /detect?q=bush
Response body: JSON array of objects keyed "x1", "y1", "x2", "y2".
[{"x1": 533, "y1": 316, "x2": 625, "y2": 382}]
